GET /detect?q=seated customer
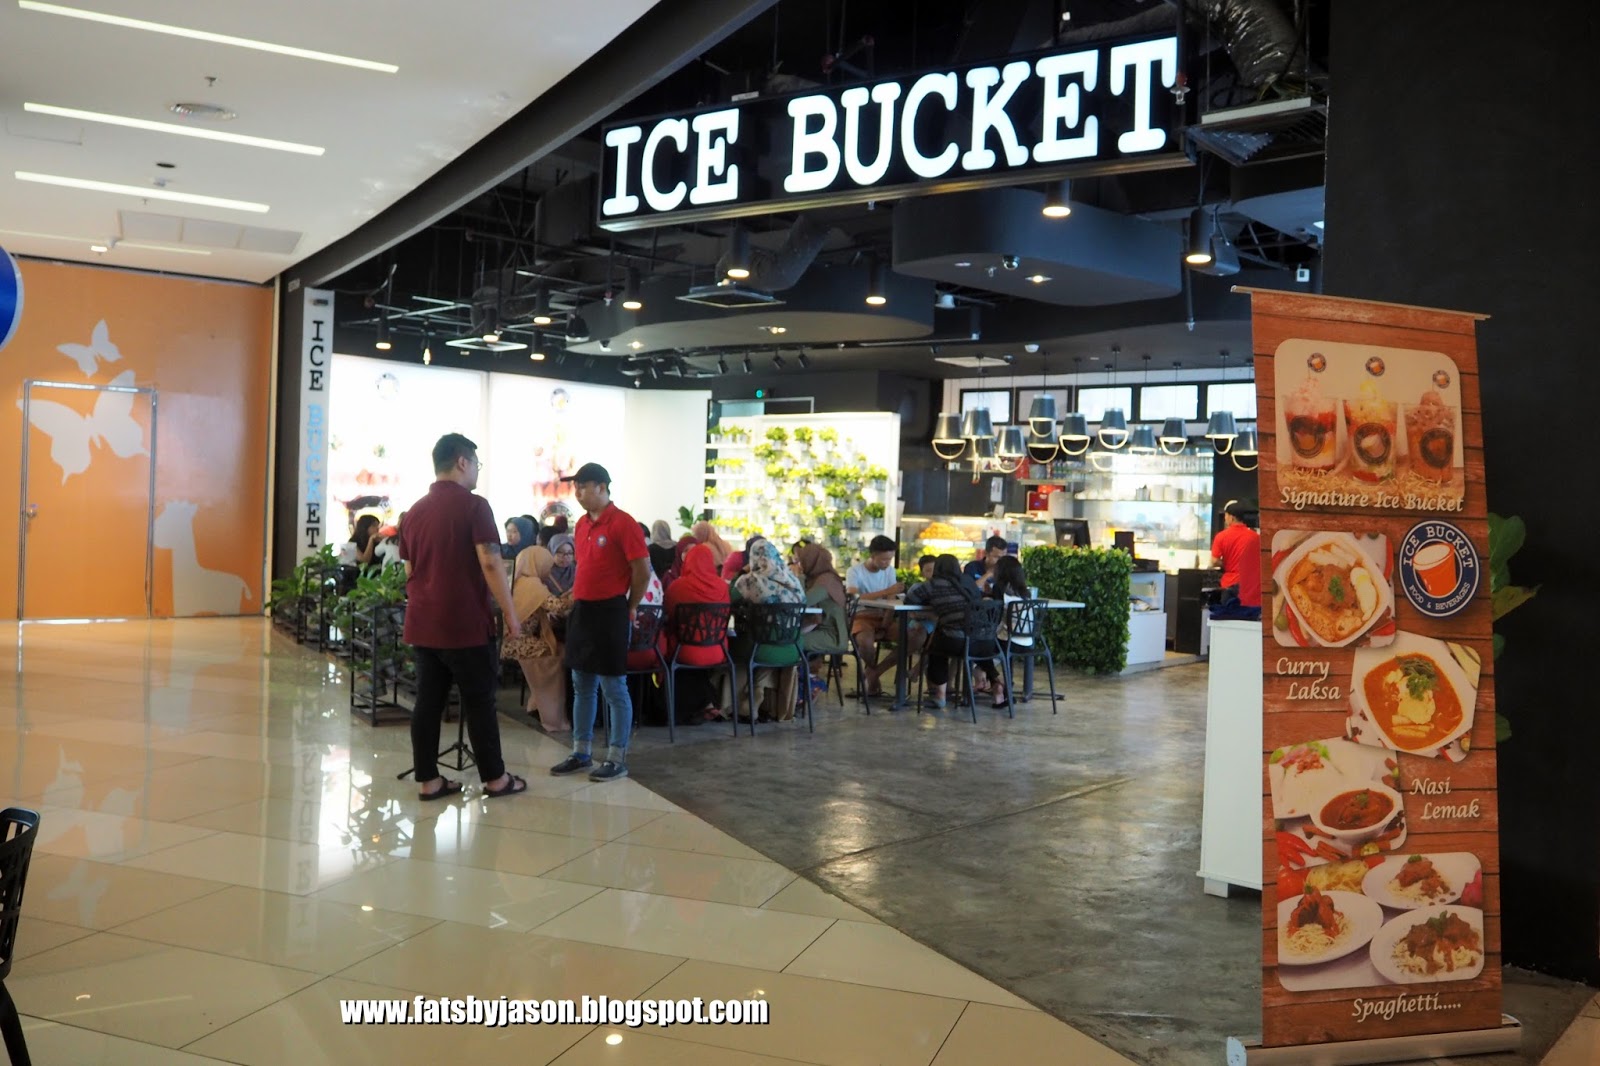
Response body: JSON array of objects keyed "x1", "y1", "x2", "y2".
[
  {"x1": 727, "y1": 541, "x2": 806, "y2": 721},
  {"x1": 663, "y1": 543, "x2": 731, "y2": 723},
  {"x1": 502, "y1": 515, "x2": 535, "y2": 561},
  {"x1": 546, "y1": 534, "x2": 577, "y2": 595},
  {"x1": 907, "y1": 554, "x2": 1006, "y2": 710},
  {"x1": 793, "y1": 543, "x2": 849, "y2": 669},
  {"x1": 964, "y1": 535, "x2": 1008, "y2": 592},
  {"x1": 648, "y1": 519, "x2": 677, "y2": 578},
  {"x1": 846, "y1": 535, "x2": 904, "y2": 697}
]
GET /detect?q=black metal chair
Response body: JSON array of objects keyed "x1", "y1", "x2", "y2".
[
  {"x1": 955, "y1": 600, "x2": 1009, "y2": 722},
  {"x1": 623, "y1": 605, "x2": 669, "y2": 738},
  {"x1": 668, "y1": 603, "x2": 739, "y2": 740},
  {"x1": 0, "y1": 808, "x2": 41, "y2": 1066},
  {"x1": 1003, "y1": 598, "x2": 1058, "y2": 713},
  {"x1": 845, "y1": 597, "x2": 895, "y2": 714},
  {"x1": 738, "y1": 602, "x2": 813, "y2": 734}
]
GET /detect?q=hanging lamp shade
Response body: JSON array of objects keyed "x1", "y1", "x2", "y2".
[
  {"x1": 971, "y1": 435, "x2": 996, "y2": 460},
  {"x1": 960, "y1": 408, "x2": 994, "y2": 440},
  {"x1": 1231, "y1": 423, "x2": 1259, "y2": 470},
  {"x1": 931, "y1": 412, "x2": 966, "y2": 460},
  {"x1": 1060, "y1": 413, "x2": 1090, "y2": 441},
  {"x1": 997, "y1": 425, "x2": 1027, "y2": 458},
  {"x1": 1158, "y1": 417, "x2": 1189, "y2": 453},
  {"x1": 1128, "y1": 424, "x2": 1158, "y2": 453},
  {"x1": 1205, "y1": 410, "x2": 1239, "y2": 453},
  {"x1": 1027, "y1": 392, "x2": 1058, "y2": 432},
  {"x1": 1185, "y1": 208, "x2": 1215, "y2": 266},
  {"x1": 1026, "y1": 425, "x2": 1059, "y2": 462},
  {"x1": 1098, "y1": 407, "x2": 1129, "y2": 448}
]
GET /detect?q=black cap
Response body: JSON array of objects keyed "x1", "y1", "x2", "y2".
[
  {"x1": 560, "y1": 462, "x2": 611, "y2": 485},
  {"x1": 1224, "y1": 499, "x2": 1248, "y2": 517}
]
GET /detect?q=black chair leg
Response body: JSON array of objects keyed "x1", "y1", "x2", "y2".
[
  {"x1": 1000, "y1": 653, "x2": 1014, "y2": 718},
  {"x1": 664, "y1": 666, "x2": 676, "y2": 744},
  {"x1": 1044, "y1": 648, "x2": 1058, "y2": 712},
  {"x1": 724, "y1": 655, "x2": 740, "y2": 737},
  {"x1": 0, "y1": 982, "x2": 31, "y2": 1066},
  {"x1": 961, "y1": 656, "x2": 978, "y2": 722}
]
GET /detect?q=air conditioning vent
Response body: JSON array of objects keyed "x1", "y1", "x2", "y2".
[
  {"x1": 677, "y1": 283, "x2": 784, "y2": 309},
  {"x1": 1188, "y1": 97, "x2": 1327, "y2": 166}
]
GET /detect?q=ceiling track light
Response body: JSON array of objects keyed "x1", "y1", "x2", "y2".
[
  {"x1": 772, "y1": 353, "x2": 786, "y2": 370},
  {"x1": 742, "y1": 354, "x2": 753, "y2": 375},
  {"x1": 717, "y1": 356, "x2": 729, "y2": 375},
  {"x1": 481, "y1": 306, "x2": 500, "y2": 344},
  {"x1": 528, "y1": 330, "x2": 546, "y2": 361},
  {"x1": 865, "y1": 256, "x2": 887, "y2": 307},
  {"x1": 724, "y1": 224, "x2": 752, "y2": 280},
  {"x1": 531, "y1": 284, "x2": 553, "y2": 325},
  {"x1": 1185, "y1": 207, "x2": 1216, "y2": 266},
  {"x1": 796, "y1": 351, "x2": 810, "y2": 369},
  {"x1": 1041, "y1": 178, "x2": 1072, "y2": 219},
  {"x1": 374, "y1": 314, "x2": 391, "y2": 351},
  {"x1": 622, "y1": 267, "x2": 643, "y2": 311}
]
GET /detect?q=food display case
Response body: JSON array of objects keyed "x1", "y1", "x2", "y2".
[
  {"x1": 1021, "y1": 451, "x2": 1215, "y2": 572},
  {"x1": 899, "y1": 514, "x2": 1056, "y2": 562}
]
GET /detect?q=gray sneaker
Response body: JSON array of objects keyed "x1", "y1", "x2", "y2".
[
  {"x1": 588, "y1": 760, "x2": 628, "y2": 782},
  {"x1": 550, "y1": 753, "x2": 593, "y2": 776}
]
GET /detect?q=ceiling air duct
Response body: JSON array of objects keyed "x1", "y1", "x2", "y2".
[{"x1": 684, "y1": 215, "x2": 830, "y2": 311}]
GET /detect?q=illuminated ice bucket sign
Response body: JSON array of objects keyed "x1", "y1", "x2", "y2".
[{"x1": 598, "y1": 35, "x2": 1182, "y2": 231}]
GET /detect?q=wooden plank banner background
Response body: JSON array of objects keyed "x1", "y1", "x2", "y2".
[{"x1": 1247, "y1": 291, "x2": 1500, "y2": 1051}]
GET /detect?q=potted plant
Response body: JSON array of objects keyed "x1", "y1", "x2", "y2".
[
  {"x1": 765, "y1": 426, "x2": 789, "y2": 445},
  {"x1": 753, "y1": 443, "x2": 779, "y2": 461},
  {"x1": 865, "y1": 502, "x2": 887, "y2": 530},
  {"x1": 826, "y1": 523, "x2": 846, "y2": 549},
  {"x1": 819, "y1": 427, "x2": 839, "y2": 445},
  {"x1": 866, "y1": 465, "x2": 889, "y2": 492},
  {"x1": 793, "y1": 426, "x2": 814, "y2": 444},
  {"x1": 765, "y1": 461, "x2": 786, "y2": 480}
]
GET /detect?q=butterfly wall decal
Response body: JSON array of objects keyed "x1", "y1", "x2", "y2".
[
  {"x1": 57, "y1": 319, "x2": 123, "y2": 376},
  {"x1": 18, "y1": 370, "x2": 148, "y2": 483}
]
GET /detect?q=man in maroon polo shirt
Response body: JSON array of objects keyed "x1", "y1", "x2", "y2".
[
  {"x1": 398, "y1": 433, "x2": 527, "y2": 800},
  {"x1": 549, "y1": 462, "x2": 650, "y2": 783}
]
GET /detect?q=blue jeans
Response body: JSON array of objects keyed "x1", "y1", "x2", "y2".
[{"x1": 571, "y1": 670, "x2": 632, "y2": 761}]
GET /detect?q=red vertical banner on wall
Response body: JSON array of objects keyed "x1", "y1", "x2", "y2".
[{"x1": 1249, "y1": 291, "x2": 1503, "y2": 1050}]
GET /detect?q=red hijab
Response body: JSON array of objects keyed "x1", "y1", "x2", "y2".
[
  {"x1": 665, "y1": 534, "x2": 697, "y2": 585},
  {"x1": 665, "y1": 544, "x2": 729, "y2": 611}
]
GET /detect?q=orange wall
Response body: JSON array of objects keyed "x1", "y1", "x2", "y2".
[{"x1": 1, "y1": 259, "x2": 274, "y2": 617}]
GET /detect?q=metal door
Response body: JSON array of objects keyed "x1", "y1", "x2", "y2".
[{"x1": 17, "y1": 379, "x2": 158, "y2": 619}]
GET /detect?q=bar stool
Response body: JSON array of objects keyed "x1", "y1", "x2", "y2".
[
  {"x1": 0, "y1": 807, "x2": 41, "y2": 1066},
  {"x1": 668, "y1": 603, "x2": 739, "y2": 740}
]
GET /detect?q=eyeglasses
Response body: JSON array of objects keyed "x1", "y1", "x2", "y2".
[{"x1": 555, "y1": 547, "x2": 574, "y2": 556}]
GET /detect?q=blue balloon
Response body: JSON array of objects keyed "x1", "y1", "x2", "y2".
[{"x1": 0, "y1": 246, "x2": 22, "y2": 353}]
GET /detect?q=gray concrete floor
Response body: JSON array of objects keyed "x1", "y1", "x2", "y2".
[{"x1": 497, "y1": 663, "x2": 1594, "y2": 1065}]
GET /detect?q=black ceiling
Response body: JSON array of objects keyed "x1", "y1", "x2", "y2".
[{"x1": 326, "y1": 0, "x2": 1330, "y2": 385}]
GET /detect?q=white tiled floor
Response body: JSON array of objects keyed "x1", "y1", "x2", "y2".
[{"x1": 0, "y1": 619, "x2": 1140, "y2": 1063}]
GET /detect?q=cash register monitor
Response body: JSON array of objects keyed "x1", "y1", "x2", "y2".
[{"x1": 1056, "y1": 519, "x2": 1091, "y2": 548}]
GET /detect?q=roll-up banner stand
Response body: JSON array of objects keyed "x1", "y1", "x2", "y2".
[{"x1": 1230, "y1": 290, "x2": 1519, "y2": 1065}]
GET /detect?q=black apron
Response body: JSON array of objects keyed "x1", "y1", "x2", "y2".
[{"x1": 564, "y1": 596, "x2": 629, "y2": 676}]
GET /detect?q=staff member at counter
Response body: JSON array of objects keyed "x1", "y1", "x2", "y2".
[{"x1": 1211, "y1": 500, "x2": 1262, "y2": 615}]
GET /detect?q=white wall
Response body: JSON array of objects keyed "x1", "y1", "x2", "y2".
[
  {"x1": 484, "y1": 375, "x2": 627, "y2": 526},
  {"x1": 620, "y1": 389, "x2": 711, "y2": 530}
]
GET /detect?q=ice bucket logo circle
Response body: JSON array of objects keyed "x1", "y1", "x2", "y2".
[
  {"x1": 1398, "y1": 520, "x2": 1481, "y2": 618},
  {"x1": 0, "y1": 246, "x2": 23, "y2": 353}
]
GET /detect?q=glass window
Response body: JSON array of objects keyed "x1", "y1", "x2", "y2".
[
  {"x1": 1077, "y1": 387, "x2": 1132, "y2": 423},
  {"x1": 959, "y1": 389, "x2": 1012, "y2": 424},
  {"x1": 1206, "y1": 382, "x2": 1258, "y2": 419},
  {"x1": 1138, "y1": 384, "x2": 1198, "y2": 421}
]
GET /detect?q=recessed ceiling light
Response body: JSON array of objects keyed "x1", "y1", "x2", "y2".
[
  {"x1": 18, "y1": 1, "x2": 399, "y2": 72},
  {"x1": 529, "y1": 351, "x2": 545, "y2": 361},
  {"x1": 762, "y1": 325, "x2": 787, "y2": 335},
  {"x1": 88, "y1": 243, "x2": 107, "y2": 252},
  {"x1": 24, "y1": 102, "x2": 325, "y2": 156},
  {"x1": 629, "y1": 340, "x2": 644, "y2": 350},
  {"x1": 15, "y1": 170, "x2": 269, "y2": 213},
  {"x1": 953, "y1": 261, "x2": 972, "y2": 268},
  {"x1": 1027, "y1": 274, "x2": 1052, "y2": 284}
]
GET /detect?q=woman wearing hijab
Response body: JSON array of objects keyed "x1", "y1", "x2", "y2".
[
  {"x1": 546, "y1": 533, "x2": 577, "y2": 595},
  {"x1": 722, "y1": 534, "x2": 765, "y2": 582},
  {"x1": 905, "y1": 553, "x2": 1004, "y2": 710},
  {"x1": 648, "y1": 519, "x2": 677, "y2": 578},
  {"x1": 664, "y1": 534, "x2": 696, "y2": 586},
  {"x1": 793, "y1": 543, "x2": 849, "y2": 661},
  {"x1": 662, "y1": 543, "x2": 731, "y2": 723},
  {"x1": 502, "y1": 545, "x2": 574, "y2": 732},
  {"x1": 502, "y1": 515, "x2": 535, "y2": 561},
  {"x1": 728, "y1": 540, "x2": 806, "y2": 721},
  {"x1": 691, "y1": 520, "x2": 734, "y2": 568}
]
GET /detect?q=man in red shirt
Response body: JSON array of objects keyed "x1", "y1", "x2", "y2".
[
  {"x1": 549, "y1": 463, "x2": 651, "y2": 783},
  {"x1": 1211, "y1": 499, "x2": 1262, "y2": 611},
  {"x1": 399, "y1": 433, "x2": 527, "y2": 800}
]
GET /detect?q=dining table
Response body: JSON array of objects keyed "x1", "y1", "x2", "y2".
[{"x1": 853, "y1": 596, "x2": 1086, "y2": 710}]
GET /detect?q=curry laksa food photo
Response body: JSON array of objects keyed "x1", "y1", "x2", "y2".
[
  {"x1": 1271, "y1": 531, "x2": 1395, "y2": 649},
  {"x1": 1348, "y1": 632, "x2": 1479, "y2": 758}
]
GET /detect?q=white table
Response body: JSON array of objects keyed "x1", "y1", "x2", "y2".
[{"x1": 854, "y1": 598, "x2": 1085, "y2": 709}]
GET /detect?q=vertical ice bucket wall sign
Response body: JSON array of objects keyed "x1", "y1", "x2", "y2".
[
  {"x1": 298, "y1": 288, "x2": 333, "y2": 560},
  {"x1": 0, "y1": 245, "x2": 22, "y2": 352},
  {"x1": 595, "y1": 35, "x2": 1183, "y2": 231},
  {"x1": 1246, "y1": 291, "x2": 1509, "y2": 1058}
]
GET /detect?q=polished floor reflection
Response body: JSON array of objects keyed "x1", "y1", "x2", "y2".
[{"x1": 0, "y1": 619, "x2": 1137, "y2": 1064}]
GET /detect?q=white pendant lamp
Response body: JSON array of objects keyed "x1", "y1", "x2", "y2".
[{"x1": 1231, "y1": 423, "x2": 1259, "y2": 471}]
